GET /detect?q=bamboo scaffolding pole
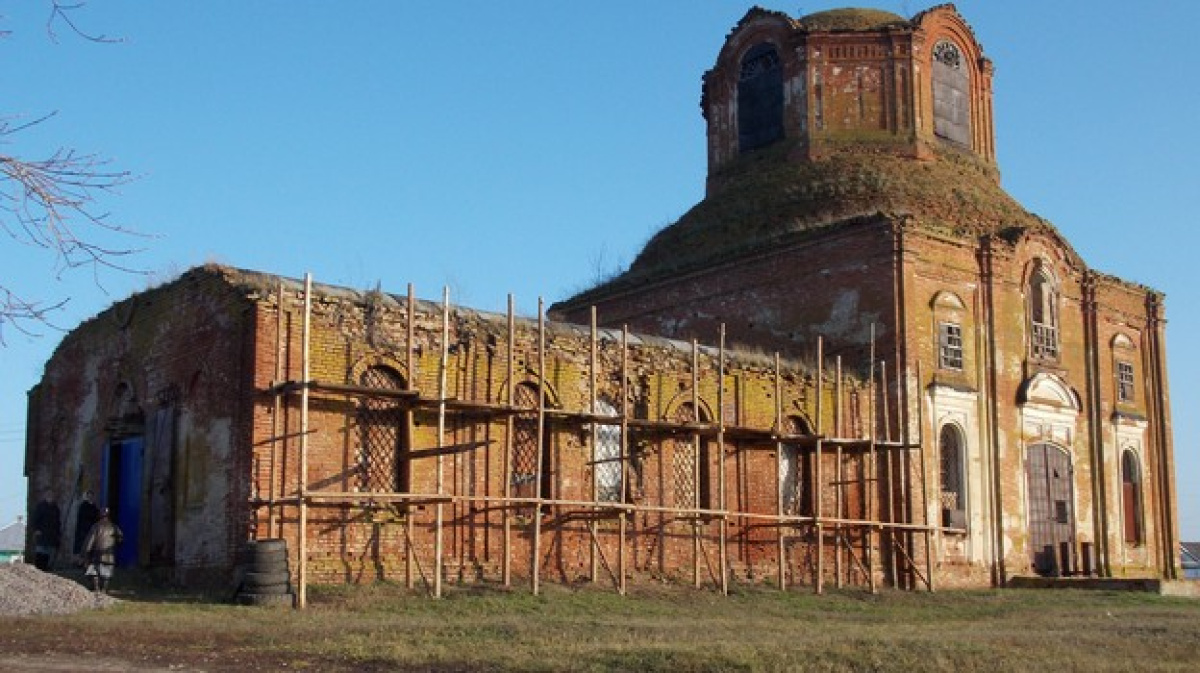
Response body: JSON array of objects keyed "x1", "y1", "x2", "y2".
[
  {"x1": 867, "y1": 324, "x2": 877, "y2": 594},
  {"x1": 718, "y1": 325, "x2": 728, "y2": 595},
  {"x1": 774, "y1": 352, "x2": 786, "y2": 591},
  {"x1": 815, "y1": 337, "x2": 824, "y2": 595},
  {"x1": 691, "y1": 337, "x2": 701, "y2": 589},
  {"x1": 268, "y1": 279, "x2": 284, "y2": 538},
  {"x1": 589, "y1": 306, "x2": 599, "y2": 584},
  {"x1": 435, "y1": 287, "x2": 449, "y2": 598},
  {"x1": 406, "y1": 284, "x2": 416, "y2": 590},
  {"x1": 835, "y1": 356, "x2": 843, "y2": 589},
  {"x1": 532, "y1": 297, "x2": 546, "y2": 595},
  {"x1": 297, "y1": 272, "x2": 312, "y2": 609},
  {"x1": 916, "y1": 362, "x2": 935, "y2": 592},
  {"x1": 619, "y1": 325, "x2": 629, "y2": 596},
  {"x1": 883, "y1": 360, "x2": 898, "y2": 586},
  {"x1": 503, "y1": 295, "x2": 514, "y2": 587}
]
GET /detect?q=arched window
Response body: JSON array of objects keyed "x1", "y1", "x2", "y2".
[
  {"x1": 512, "y1": 383, "x2": 552, "y2": 502},
  {"x1": 1029, "y1": 265, "x2": 1059, "y2": 360},
  {"x1": 939, "y1": 424, "x2": 966, "y2": 529},
  {"x1": 357, "y1": 366, "x2": 408, "y2": 492},
  {"x1": 593, "y1": 398, "x2": 622, "y2": 503},
  {"x1": 1121, "y1": 450, "x2": 1144, "y2": 546},
  {"x1": 672, "y1": 402, "x2": 712, "y2": 509},
  {"x1": 932, "y1": 40, "x2": 970, "y2": 146},
  {"x1": 738, "y1": 43, "x2": 784, "y2": 153},
  {"x1": 780, "y1": 416, "x2": 813, "y2": 516}
]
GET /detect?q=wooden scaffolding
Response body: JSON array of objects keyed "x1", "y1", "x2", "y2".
[{"x1": 256, "y1": 274, "x2": 939, "y2": 607}]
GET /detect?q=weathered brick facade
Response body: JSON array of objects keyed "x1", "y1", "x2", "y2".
[
  {"x1": 27, "y1": 5, "x2": 1178, "y2": 593},
  {"x1": 554, "y1": 6, "x2": 1178, "y2": 584}
]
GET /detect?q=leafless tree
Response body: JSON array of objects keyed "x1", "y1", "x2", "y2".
[{"x1": 0, "y1": 1, "x2": 138, "y2": 343}]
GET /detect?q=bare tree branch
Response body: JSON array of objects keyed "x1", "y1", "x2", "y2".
[
  {"x1": 0, "y1": 2, "x2": 141, "y2": 342},
  {"x1": 46, "y1": 1, "x2": 122, "y2": 44}
]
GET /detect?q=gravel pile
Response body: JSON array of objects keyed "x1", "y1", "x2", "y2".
[{"x1": 0, "y1": 563, "x2": 119, "y2": 616}]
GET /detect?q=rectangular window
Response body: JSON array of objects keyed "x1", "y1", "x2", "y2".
[
  {"x1": 1031, "y1": 322, "x2": 1058, "y2": 360},
  {"x1": 938, "y1": 322, "x2": 964, "y2": 370},
  {"x1": 1117, "y1": 361, "x2": 1135, "y2": 403}
]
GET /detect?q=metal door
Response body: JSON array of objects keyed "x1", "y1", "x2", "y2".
[
  {"x1": 1025, "y1": 443, "x2": 1074, "y2": 575},
  {"x1": 103, "y1": 437, "x2": 143, "y2": 567}
]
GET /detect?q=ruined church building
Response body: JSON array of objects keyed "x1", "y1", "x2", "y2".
[{"x1": 26, "y1": 6, "x2": 1179, "y2": 598}]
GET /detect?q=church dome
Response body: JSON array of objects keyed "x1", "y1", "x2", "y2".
[
  {"x1": 571, "y1": 141, "x2": 1058, "y2": 300},
  {"x1": 798, "y1": 8, "x2": 910, "y2": 31}
]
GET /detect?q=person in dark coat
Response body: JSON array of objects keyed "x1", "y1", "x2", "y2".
[
  {"x1": 74, "y1": 490, "x2": 100, "y2": 558},
  {"x1": 32, "y1": 490, "x2": 62, "y2": 571}
]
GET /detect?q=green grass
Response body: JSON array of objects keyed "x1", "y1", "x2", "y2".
[{"x1": 2, "y1": 582, "x2": 1198, "y2": 671}]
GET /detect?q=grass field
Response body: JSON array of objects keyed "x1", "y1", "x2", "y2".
[{"x1": 1, "y1": 581, "x2": 1197, "y2": 671}]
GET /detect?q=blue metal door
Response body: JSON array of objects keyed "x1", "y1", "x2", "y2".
[{"x1": 103, "y1": 438, "x2": 143, "y2": 567}]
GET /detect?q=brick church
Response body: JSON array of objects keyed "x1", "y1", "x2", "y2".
[{"x1": 26, "y1": 5, "x2": 1179, "y2": 595}]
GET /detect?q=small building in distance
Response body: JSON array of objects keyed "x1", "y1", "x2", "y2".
[
  {"x1": 25, "y1": 5, "x2": 1179, "y2": 592},
  {"x1": 0, "y1": 518, "x2": 26, "y2": 564}
]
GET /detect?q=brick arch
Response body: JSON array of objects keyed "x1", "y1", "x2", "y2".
[{"x1": 348, "y1": 353, "x2": 410, "y2": 388}]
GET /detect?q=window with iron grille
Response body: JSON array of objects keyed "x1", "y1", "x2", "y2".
[
  {"x1": 938, "y1": 322, "x2": 964, "y2": 371},
  {"x1": 357, "y1": 366, "x2": 407, "y2": 493},
  {"x1": 939, "y1": 424, "x2": 966, "y2": 529},
  {"x1": 511, "y1": 383, "x2": 549, "y2": 502},
  {"x1": 1030, "y1": 269, "x2": 1059, "y2": 360},
  {"x1": 671, "y1": 402, "x2": 710, "y2": 510},
  {"x1": 1116, "y1": 361, "x2": 1135, "y2": 403},
  {"x1": 593, "y1": 398, "x2": 622, "y2": 503}
]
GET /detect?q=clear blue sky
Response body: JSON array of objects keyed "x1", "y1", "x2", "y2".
[{"x1": 1, "y1": 1, "x2": 1197, "y2": 543}]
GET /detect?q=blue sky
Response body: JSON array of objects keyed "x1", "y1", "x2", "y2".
[{"x1": 1, "y1": 1, "x2": 1197, "y2": 543}]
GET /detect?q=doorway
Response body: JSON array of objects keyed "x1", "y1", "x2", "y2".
[
  {"x1": 103, "y1": 437, "x2": 143, "y2": 567},
  {"x1": 1025, "y1": 443, "x2": 1074, "y2": 575}
]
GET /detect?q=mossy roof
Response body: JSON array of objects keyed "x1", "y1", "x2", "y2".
[
  {"x1": 557, "y1": 141, "x2": 1066, "y2": 308},
  {"x1": 798, "y1": 8, "x2": 910, "y2": 32}
]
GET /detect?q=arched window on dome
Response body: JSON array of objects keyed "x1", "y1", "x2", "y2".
[
  {"x1": 1029, "y1": 264, "x2": 1060, "y2": 361},
  {"x1": 932, "y1": 40, "x2": 971, "y2": 147},
  {"x1": 738, "y1": 43, "x2": 784, "y2": 153},
  {"x1": 1121, "y1": 449, "x2": 1144, "y2": 546}
]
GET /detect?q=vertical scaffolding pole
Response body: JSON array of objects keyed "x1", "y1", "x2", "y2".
[
  {"x1": 405, "y1": 284, "x2": 416, "y2": 590},
  {"x1": 774, "y1": 352, "x2": 786, "y2": 591},
  {"x1": 835, "y1": 356, "x2": 843, "y2": 589},
  {"x1": 916, "y1": 361, "x2": 935, "y2": 592},
  {"x1": 717, "y1": 325, "x2": 728, "y2": 595},
  {"x1": 268, "y1": 279, "x2": 283, "y2": 538},
  {"x1": 691, "y1": 338, "x2": 701, "y2": 589},
  {"x1": 619, "y1": 325, "x2": 629, "y2": 596},
  {"x1": 435, "y1": 287, "x2": 449, "y2": 598},
  {"x1": 867, "y1": 324, "x2": 878, "y2": 594},
  {"x1": 297, "y1": 273, "x2": 312, "y2": 609},
  {"x1": 503, "y1": 295, "x2": 514, "y2": 587},
  {"x1": 532, "y1": 298, "x2": 546, "y2": 595},
  {"x1": 815, "y1": 336, "x2": 824, "y2": 595},
  {"x1": 883, "y1": 360, "x2": 898, "y2": 586},
  {"x1": 589, "y1": 307, "x2": 599, "y2": 584}
]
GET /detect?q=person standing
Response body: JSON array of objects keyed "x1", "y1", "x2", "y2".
[
  {"x1": 32, "y1": 490, "x2": 62, "y2": 571},
  {"x1": 73, "y1": 491, "x2": 100, "y2": 560},
  {"x1": 83, "y1": 508, "x2": 123, "y2": 594}
]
